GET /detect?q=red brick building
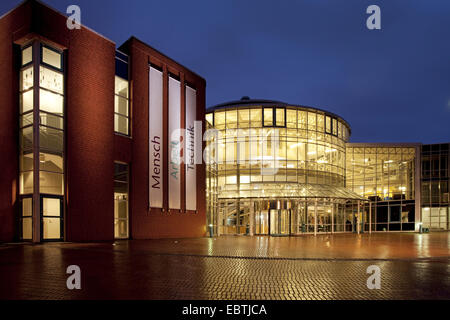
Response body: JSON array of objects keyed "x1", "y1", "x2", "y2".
[{"x1": 0, "y1": 0, "x2": 206, "y2": 243}]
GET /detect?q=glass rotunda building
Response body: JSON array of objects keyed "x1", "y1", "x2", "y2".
[{"x1": 205, "y1": 97, "x2": 367, "y2": 236}]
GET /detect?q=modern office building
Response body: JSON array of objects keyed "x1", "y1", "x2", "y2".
[
  {"x1": 205, "y1": 98, "x2": 449, "y2": 236},
  {"x1": 205, "y1": 98, "x2": 368, "y2": 236},
  {"x1": 0, "y1": 0, "x2": 206, "y2": 243}
]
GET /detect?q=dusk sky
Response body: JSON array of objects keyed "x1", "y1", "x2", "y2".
[{"x1": 2, "y1": 0, "x2": 450, "y2": 143}]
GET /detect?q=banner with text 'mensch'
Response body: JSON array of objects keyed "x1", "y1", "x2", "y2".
[{"x1": 149, "y1": 66, "x2": 163, "y2": 208}]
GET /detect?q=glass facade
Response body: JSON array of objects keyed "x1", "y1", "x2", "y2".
[
  {"x1": 421, "y1": 144, "x2": 449, "y2": 230},
  {"x1": 19, "y1": 42, "x2": 65, "y2": 241},
  {"x1": 346, "y1": 145, "x2": 417, "y2": 231},
  {"x1": 206, "y1": 102, "x2": 365, "y2": 236}
]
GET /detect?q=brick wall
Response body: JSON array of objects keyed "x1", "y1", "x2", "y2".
[
  {"x1": 120, "y1": 38, "x2": 207, "y2": 239},
  {"x1": 0, "y1": 2, "x2": 32, "y2": 242},
  {"x1": 0, "y1": 1, "x2": 206, "y2": 242},
  {"x1": 0, "y1": 1, "x2": 116, "y2": 242}
]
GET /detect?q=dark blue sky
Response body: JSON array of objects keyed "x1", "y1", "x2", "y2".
[{"x1": 3, "y1": 0, "x2": 450, "y2": 143}]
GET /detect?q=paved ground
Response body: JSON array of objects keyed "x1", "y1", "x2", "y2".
[{"x1": 0, "y1": 233, "x2": 450, "y2": 300}]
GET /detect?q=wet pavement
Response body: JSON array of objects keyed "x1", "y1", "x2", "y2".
[{"x1": 0, "y1": 233, "x2": 450, "y2": 300}]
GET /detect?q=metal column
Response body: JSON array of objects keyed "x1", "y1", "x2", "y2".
[
  {"x1": 314, "y1": 199, "x2": 318, "y2": 236},
  {"x1": 249, "y1": 200, "x2": 255, "y2": 236},
  {"x1": 32, "y1": 41, "x2": 40, "y2": 243},
  {"x1": 357, "y1": 200, "x2": 361, "y2": 234},
  {"x1": 331, "y1": 202, "x2": 334, "y2": 234}
]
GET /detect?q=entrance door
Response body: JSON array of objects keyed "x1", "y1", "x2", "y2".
[
  {"x1": 256, "y1": 210, "x2": 269, "y2": 234},
  {"x1": 279, "y1": 209, "x2": 290, "y2": 235},
  {"x1": 40, "y1": 195, "x2": 63, "y2": 241},
  {"x1": 270, "y1": 209, "x2": 291, "y2": 236}
]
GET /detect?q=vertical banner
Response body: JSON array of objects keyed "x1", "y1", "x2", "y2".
[
  {"x1": 149, "y1": 66, "x2": 163, "y2": 208},
  {"x1": 168, "y1": 76, "x2": 181, "y2": 209},
  {"x1": 185, "y1": 85, "x2": 197, "y2": 211}
]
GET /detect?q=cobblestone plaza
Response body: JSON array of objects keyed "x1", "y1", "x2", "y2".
[{"x1": 1, "y1": 233, "x2": 449, "y2": 300}]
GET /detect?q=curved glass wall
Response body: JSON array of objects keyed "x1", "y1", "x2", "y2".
[{"x1": 206, "y1": 104, "x2": 366, "y2": 236}]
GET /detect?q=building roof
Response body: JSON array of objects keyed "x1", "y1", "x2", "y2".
[
  {"x1": 2, "y1": 0, "x2": 116, "y2": 45},
  {"x1": 118, "y1": 36, "x2": 206, "y2": 84},
  {"x1": 207, "y1": 96, "x2": 352, "y2": 133}
]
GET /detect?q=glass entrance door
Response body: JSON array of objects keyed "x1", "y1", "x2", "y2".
[
  {"x1": 270, "y1": 209, "x2": 291, "y2": 236},
  {"x1": 279, "y1": 209, "x2": 290, "y2": 235},
  {"x1": 256, "y1": 210, "x2": 269, "y2": 234},
  {"x1": 270, "y1": 209, "x2": 278, "y2": 235},
  {"x1": 41, "y1": 195, "x2": 63, "y2": 241}
]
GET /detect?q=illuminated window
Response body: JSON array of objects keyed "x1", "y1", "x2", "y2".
[
  {"x1": 40, "y1": 66, "x2": 64, "y2": 94},
  {"x1": 286, "y1": 109, "x2": 296, "y2": 128},
  {"x1": 332, "y1": 118, "x2": 338, "y2": 136},
  {"x1": 115, "y1": 51, "x2": 130, "y2": 136},
  {"x1": 250, "y1": 109, "x2": 262, "y2": 126},
  {"x1": 20, "y1": 67, "x2": 33, "y2": 91},
  {"x1": 19, "y1": 47, "x2": 34, "y2": 197},
  {"x1": 114, "y1": 76, "x2": 130, "y2": 135},
  {"x1": 263, "y1": 108, "x2": 273, "y2": 126},
  {"x1": 41, "y1": 45, "x2": 62, "y2": 70},
  {"x1": 275, "y1": 108, "x2": 285, "y2": 126},
  {"x1": 238, "y1": 109, "x2": 249, "y2": 127},
  {"x1": 20, "y1": 86, "x2": 33, "y2": 114},
  {"x1": 298, "y1": 111, "x2": 307, "y2": 129},
  {"x1": 19, "y1": 43, "x2": 65, "y2": 241},
  {"x1": 114, "y1": 162, "x2": 129, "y2": 239},
  {"x1": 317, "y1": 114, "x2": 324, "y2": 131},
  {"x1": 206, "y1": 113, "x2": 213, "y2": 126},
  {"x1": 308, "y1": 112, "x2": 316, "y2": 131},
  {"x1": 226, "y1": 109, "x2": 238, "y2": 129},
  {"x1": 215, "y1": 111, "x2": 225, "y2": 127},
  {"x1": 22, "y1": 46, "x2": 32, "y2": 66},
  {"x1": 325, "y1": 116, "x2": 332, "y2": 134},
  {"x1": 40, "y1": 89, "x2": 63, "y2": 114},
  {"x1": 21, "y1": 198, "x2": 32, "y2": 239}
]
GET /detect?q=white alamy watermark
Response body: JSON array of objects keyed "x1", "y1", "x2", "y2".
[
  {"x1": 66, "y1": 5, "x2": 81, "y2": 30},
  {"x1": 66, "y1": 265, "x2": 81, "y2": 290},
  {"x1": 169, "y1": 121, "x2": 281, "y2": 175},
  {"x1": 366, "y1": 5, "x2": 381, "y2": 30},
  {"x1": 366, "y1": 265, "x2": 381, "y2": 289}
]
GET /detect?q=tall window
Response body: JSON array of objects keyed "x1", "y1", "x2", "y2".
[
  {"x1": 19, "y1": 42, "x2": 65, "y2": 241},
  {"x1": 263, "y1": 107, "x2": 273, "y2": 126},
  {"x1": 114, "y1": 162, "x2": 129, "y2": 239},
  {"x1": 19, "y1": 45, "x2": 34, "y2": 239},
  {"x1": 114, "y1": 76, "x2": 129, "y2": 135},
  {"x1": 114, "y1": 51, "x2": 129, "y2": 136}
]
